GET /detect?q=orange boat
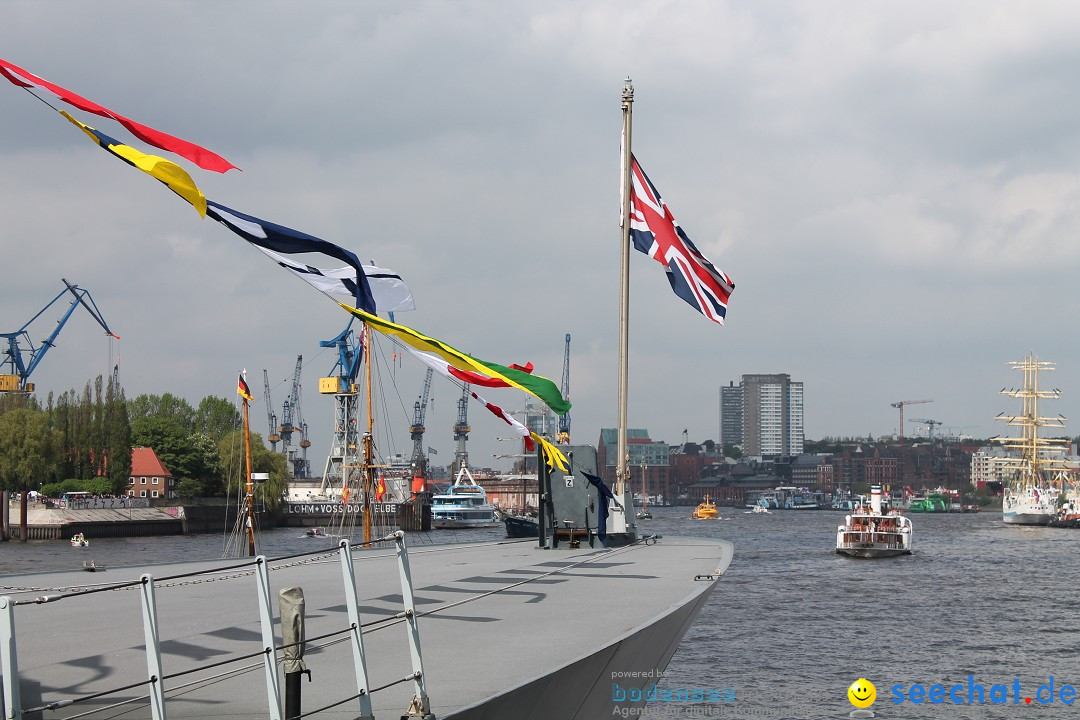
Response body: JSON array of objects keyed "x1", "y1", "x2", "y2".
[{"x1": 692, "y1": 495, "x2": 719, "y2": 519}]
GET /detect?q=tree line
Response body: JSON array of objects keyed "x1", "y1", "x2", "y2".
[{"x1": 0, "y1": 377, "x2": 287, "y2": 511}]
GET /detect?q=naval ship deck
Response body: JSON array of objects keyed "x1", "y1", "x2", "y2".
[{"x1": 0, "y1": 534, "x2": 732, "y2": 719}]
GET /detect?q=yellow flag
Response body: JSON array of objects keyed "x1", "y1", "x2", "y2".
[{"x1": 60, "y1": 110, "x2": 207, "y2": 217}]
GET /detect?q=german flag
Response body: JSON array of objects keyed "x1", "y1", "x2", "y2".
[{"x1": 237, "y1": 373, "x2": 254, "y2": 402}]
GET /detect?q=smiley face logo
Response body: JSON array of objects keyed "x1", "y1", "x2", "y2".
[{"x1": 847, "y1": 678, "x2": 876, "y2": 708}]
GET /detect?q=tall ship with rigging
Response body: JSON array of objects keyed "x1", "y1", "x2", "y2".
[{"x1": 994, "y1": 353, "x2": 1070, "y2": 526}]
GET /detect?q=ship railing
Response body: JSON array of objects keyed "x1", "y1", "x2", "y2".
[{"x1": 0, "y1": 531, "x2": 433, "y2": 720}]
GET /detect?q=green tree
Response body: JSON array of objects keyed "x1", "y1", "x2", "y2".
[
  {"x1": 179, "y1": 432, "x2": 226, "y2": 496},
  {"x1": 195, "y1": 396, "x2": 241, "y2": 441},
  {"x1": 218, "y1": 430, "x2": 287, "y2": 512},
  {"x1": 0, "y1": 392, "x2": 39, "y2": 415},
  {"x1": 128, "y1": 393, "x2": 196, "y2": 427},
  {"x1": 0, "y1": 408, "x2": 59, "y2": 541},
  {"x1": 104, "y1": 376, "x2": 132, "y2": 492}
]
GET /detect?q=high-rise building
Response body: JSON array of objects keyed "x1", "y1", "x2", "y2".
[
  {"x1": 723, "y1": 374, "x2": 804, "y2": 457},
  {"x1": 720, "y1": 381, "x2": 743, "y2": 448}
]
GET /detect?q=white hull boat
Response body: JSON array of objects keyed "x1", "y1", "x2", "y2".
[
  {"x1": 836, "y1": 486, "x2": 912, "y2": 558},
  {"x1": 1002, "y1": 486, "x2": 1056, "y2": 525}
]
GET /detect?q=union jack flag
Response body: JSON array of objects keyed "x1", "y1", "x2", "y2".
[{"x1": 629, "y1": 155, "x2": 734, "y2": 325}]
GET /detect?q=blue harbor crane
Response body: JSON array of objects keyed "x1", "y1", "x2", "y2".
[
  {"x1": 410, "y1": 368, "x2": 434, "y2": 479},
  {"x1": 1, "y1": 279, "x2": 118, "y2": 393},
  {"x1": 557, "y1": 332, "x2": 571, "y2": 444},
  {"x1": 318, "y1": 319, "x2": 364, "y2": 494}
]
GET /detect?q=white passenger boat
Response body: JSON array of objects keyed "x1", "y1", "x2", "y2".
[
  {"x1": 836, "y1": 486, "x2": 913, "y2": 558},
  {"x1": 431, "y1": 467, "x2": 500, "y2": 529}
]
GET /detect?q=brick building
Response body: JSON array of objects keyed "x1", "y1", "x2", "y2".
[{"x1": 128, "y1": 447, "x2": 175, "y2": 499}]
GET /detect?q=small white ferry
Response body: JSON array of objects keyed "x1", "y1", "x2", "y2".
[
  {"x1": 836, "y1": 486, "x2": 912, "y2": 558},
  {"x1": 431, "y1": 467, "x2": 500, "y2": 529}
]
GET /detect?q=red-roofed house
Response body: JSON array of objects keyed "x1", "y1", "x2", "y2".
[{"x1": 129, "y1": 447, "x2": 176, "y2": 499}]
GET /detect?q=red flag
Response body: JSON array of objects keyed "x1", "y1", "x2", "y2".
[
  {"x1": 0, "y1": 56, "x2": 238, "y2": 173},
  {"x1": 408, "y1": 347, "x2": 533, "y2": 388},
  {"x1": 376, "y1": 477, "x2": 386, "y2": 501},
  {"x1": 341, "y1": 485, "x2": 351, "y2": 503}
]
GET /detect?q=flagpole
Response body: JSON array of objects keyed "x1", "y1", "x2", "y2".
[
  {"x1": 615, "y1": 77, "x2": 634, "y2": 535},
  {"x1": 362, "y1": 321, "x2": 374, "y2": 546},
  {"x1": 242, "y1": 380, "x2": 256, "y2": 558}
]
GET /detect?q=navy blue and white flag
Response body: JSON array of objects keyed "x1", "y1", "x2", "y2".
[
  {"x1": 206, "y1": 200, "x2": 377, "y2": 313},
  {"x1": 252, "y1": 245, "x2": 415, "y2": 312},
  {"x1": 629, "y1": 155, "x2": 734, "y2": 326}
]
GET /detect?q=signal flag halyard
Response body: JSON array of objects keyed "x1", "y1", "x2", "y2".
[
  {"x1": 0, "y1": 55, "x2": 238, "y2": 173},
  {"x1": 60, "y1": 110, "x2": 207, "y2": 217},
  {"x1": 207, "y1": 201, "x2": 378, "y2": 315}
]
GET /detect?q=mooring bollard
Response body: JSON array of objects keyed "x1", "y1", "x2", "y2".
[{"x1": 279, "y1": 586, "x2": 307, "y2": 719}]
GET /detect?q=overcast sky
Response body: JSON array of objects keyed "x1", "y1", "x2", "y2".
[{"x1": 4, "y1": 1, "x2": 1080, "y2": 476}]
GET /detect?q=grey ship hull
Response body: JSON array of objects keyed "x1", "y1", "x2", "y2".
[{"x1": 0, "y1": 535, "x2": 731, "y2": 719}]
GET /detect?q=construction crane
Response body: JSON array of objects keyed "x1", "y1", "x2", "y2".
[
  {"x1": 556, "y1": 333, "x2": 571, "y2": 444},
  {"x1": 279, "y1": 355, "x2": 303, "y2": 477},
  {"x1": 263, "y1": 370, "x2": 280, "y2": 452},
  {"x1": 1, "y1": 279, "x2": 118, "y2": 393},
  {"x1": 890, "y1": 399, "x2": 932, "y2": 442},
  {"x1": 908, "y1": 418, "x2": 943, "y2": 440},
  {"x1": 452, "y1": 383, "x2": 471, "y2": 477},
  {"x1": 410, "y1": 368, "x2": 434, "y2": 479}
]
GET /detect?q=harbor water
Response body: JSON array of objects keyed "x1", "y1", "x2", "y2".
[{"x1": 1, "y1": 507, "x2": 1075, "y2": 719}]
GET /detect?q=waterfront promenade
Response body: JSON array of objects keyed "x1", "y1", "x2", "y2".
[{"x1": 3, "y1": 501, "x2": 183, "y2": 540}]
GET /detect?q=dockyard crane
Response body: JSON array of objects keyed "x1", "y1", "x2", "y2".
[
  {"x1": 263, "y1": 370, "x2": 280, "y2": 452},
  {"x1": 890, "y1": 399, "x2": 932, "y2": 442},
  {"x1": 908, "y1": 418, "x2": 943, "y2": 440},
  {"x1": 280, "y1": 355, "x2": 303, "y2": 476},
  {"x1": 1, "y1": 279, "x2": 118, "y2": 393},
  {"x1": 410, "y1": 368, "x2": 434, "y2": 479},
  {"x1": 318, "y1": 321, "x2": 363, "y2": 494},
  {"x1": 557, "y1": 333, "x2": 571, "y2": 444},
  {"x1": 294, "y1": 383, "x2": 311, "y2": 478},
  {"x1": 452, "y1": 383, "x2": 471, "y2": 477}
]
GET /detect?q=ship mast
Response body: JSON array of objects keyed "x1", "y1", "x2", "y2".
[
  {"x1": 362, "y1": 321, "x2": 375, "y2": 545},
  {"x1": 613, "y1": 78, "x2": 634, "y2": 537},
  {"x1": 993, "y1": 353, "x2": 1070, "y2": 491},
  {"x1": 241, "y1": 373, "x2": 256, "y2": 557}
]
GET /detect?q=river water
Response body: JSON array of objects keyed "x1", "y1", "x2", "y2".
[{"x1": 1, "y1": 507, "x2": 1075, "y2": 719}]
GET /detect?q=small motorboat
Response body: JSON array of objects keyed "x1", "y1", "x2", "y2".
[
  {"x1": 305, "y1": 527, "x2": 327, "y2": 538},
  {"x1": 70, "y1": 533, "x2": 89, "y2": 547},
  {"x1": 745, "y1": 504, "x2": 771, "y2": 514},
  {"x1": 692, "y1": 495, "x2": 719, "y2": 519},
  {"x1": 636, "y1": 510, "x2": 653, "y2": 520}
]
